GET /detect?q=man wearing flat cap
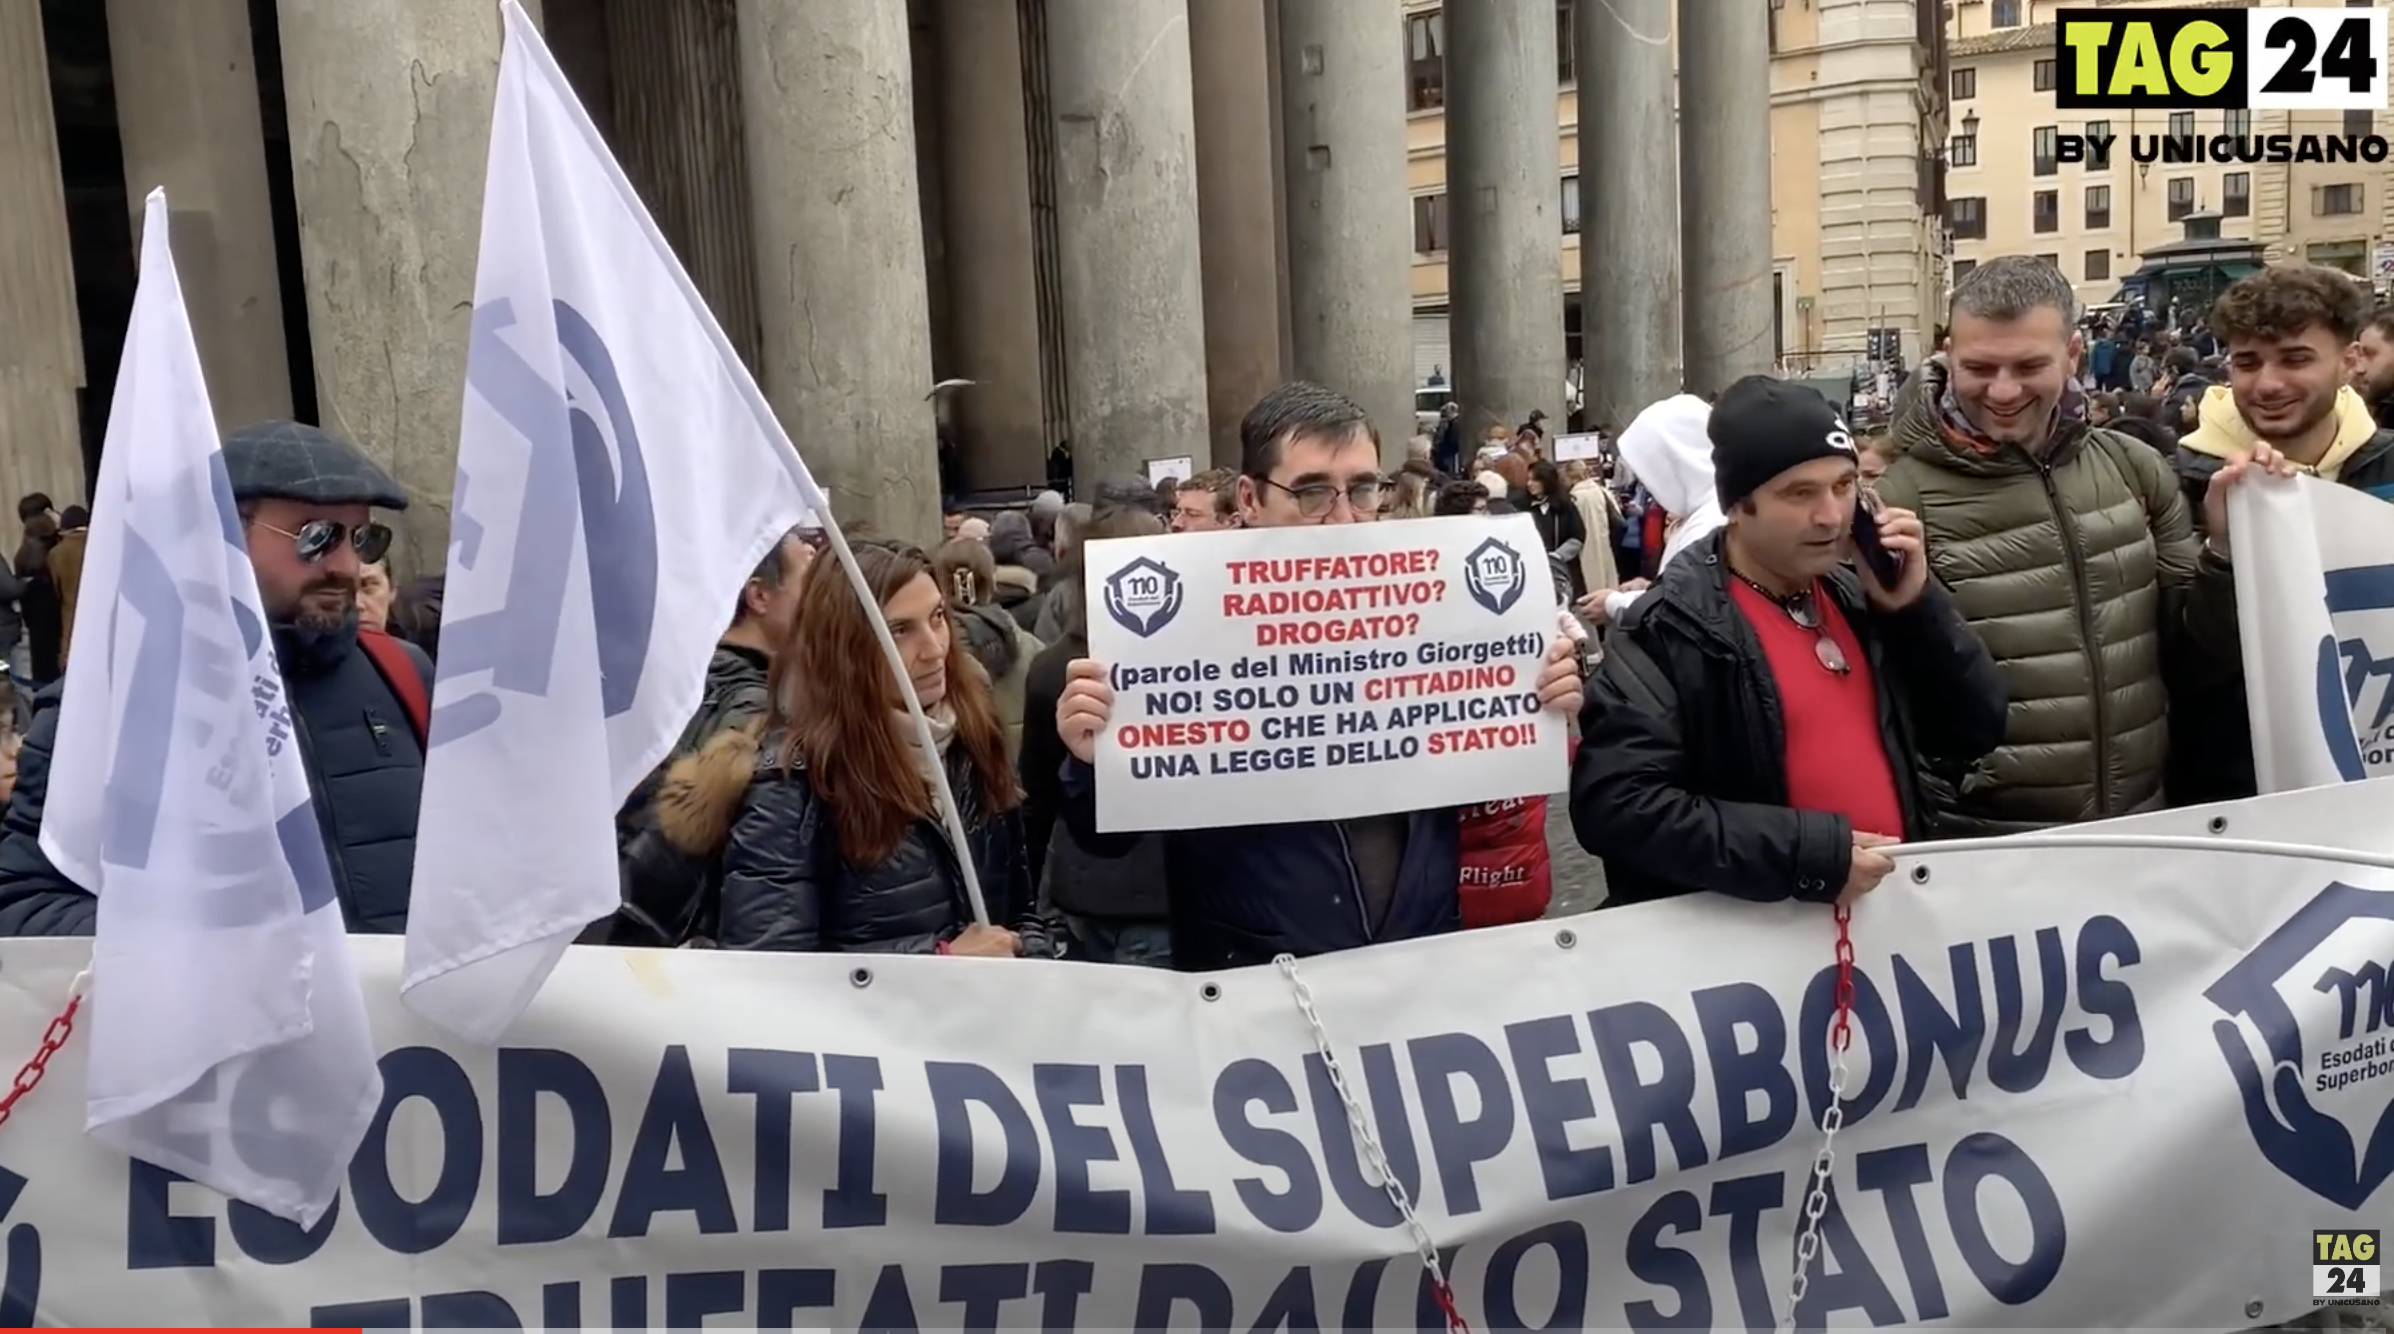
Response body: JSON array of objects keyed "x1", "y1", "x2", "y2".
[
  {"x1": 1570, "y1": 375, "x2": 2007, "y2": 909},
  {"x1": 0, "y1": 421, "x2": 433, "y2": 936}
]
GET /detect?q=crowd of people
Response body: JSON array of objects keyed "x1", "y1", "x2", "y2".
[{"x1": 0, "y1": 259, "x2": 2382, "y2": 993}]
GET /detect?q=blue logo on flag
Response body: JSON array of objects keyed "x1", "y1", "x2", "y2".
[
  {"x1": 2205, "y1": 880, "x2": 2394, "y2": 1209},
  {"x1": 2313, "y1": 564, "x2": 2394, "y2": 782},
  {"x1": 1463, "y1": 537, "x2": 1527, "y2": 615},
  {"x1": 1103, "y1": 557, "x2": 1184, "y2": 639},
  {"x1": 440, "y1": 297, "x2": 661, "y2": 743}
]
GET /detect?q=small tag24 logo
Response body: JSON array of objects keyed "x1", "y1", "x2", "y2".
[{"x1": 2313, "y1": 1228, "x2": 2380, "y2": 1307}]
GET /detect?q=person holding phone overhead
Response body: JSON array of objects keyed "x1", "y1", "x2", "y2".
[{"x1": 1570, "y1": 376, "x2": 2007, "y2": 908}]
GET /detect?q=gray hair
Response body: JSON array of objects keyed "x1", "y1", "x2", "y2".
[{"x1": 1950, "y1": 254, "x2": 2079, "y2": 326}]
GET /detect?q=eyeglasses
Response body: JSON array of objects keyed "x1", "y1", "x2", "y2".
[
  {"x1": 253, "y1": 517, "x2": 393, "y2": 565},
  {"x1": 1258, "y1": 475, "x2": 1385, "y2": 518}
]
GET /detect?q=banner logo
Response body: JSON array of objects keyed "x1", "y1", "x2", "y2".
[
  {"x1": 1103, "y1": 557, "x2": 1184, "y2": 638},
  {"x1": 2205, "y1": 881, "x2": 2394, "y2": 1209},
  {"x1": 443, "y1": 297, "x2": 661, "y2": 744},
  {"x1": 1463, "y1": 538, "x2": 1528, "y2": 616}
]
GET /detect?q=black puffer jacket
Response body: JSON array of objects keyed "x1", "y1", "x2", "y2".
[
  {"x1": 1571, "y1": 531, "x2": 2008, "y2": 907},
  {"x1": 636, "y1": 723, "x2": 1051, "y2": 954},
  {"x1": 615, "y1": 644, "x2": 771, "y2": 853},
  {"x1": 0, "y1": 620, "x2": 429, "y2": 936}
]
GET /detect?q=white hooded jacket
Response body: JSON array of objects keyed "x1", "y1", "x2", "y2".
[{"x1": 1604, "y1": 393, "x2": 1724, "y2": 620}]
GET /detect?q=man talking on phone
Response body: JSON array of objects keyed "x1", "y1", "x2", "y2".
[{"x1": 1570, "y1": 376, "x2": 2006, "y2": 907}]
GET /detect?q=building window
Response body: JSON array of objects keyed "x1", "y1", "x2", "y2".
[
  {"x1": 1947, "y1": 196, "x2": 1987, "y2": 240},
  {"x1": 2316, "y1": 183, "x2": 2364, "y2": 216},
  {"x1": 2033, "y1": 126, "x2": 2057, "y2": 176},
  {"x1": 1769, "y1": 0, "x2": 1782, "y2": 53},
  {"x1": 2224, "y1": 109, "x2": 2251, "y2": 139},
  {"x1": 2168, "y1": 111, "x2": 2195, "y2": 139},
  {"x1": 2085, "y1": 249, "x2": 2110, "y2": 282},
  {"x1": 2168, "y1": 176, "x2": 2196, "y2": 221},
  {"x1": 1407, "y1": 12, "x2": 1443, "y2": 111},
  {"x1": 1951, "y1": 66, "x2": 1975, "y2": 100},
  {"x1": 2346, "y1": 109, "x2": 2376, "y2": 138},
  {"x1": 2034, "y1": 189, "x2": 2059, "y2": 233},
  {"x1": 2033, "y1": 58, "x2": 2056, "y2": 92},
  {"x1": 1561, "y1": 174, "x2": 1580, "y2": 235},
  {"x1": 1950, "y1": 132, "x2": 1977, "y2": 167},
  {"x1": 2309, "y1": 240, "x2": 2367, "y2": 275},
  {"x1": 2035, "y1": 253, "x2": 2060, "y2": 270},
  {"x1": 1413, "y1": 193, "x2": 1448, "y2": 253},
  {"x1": 1558, "y1": 2, "x2": 1575, "y2": 83},
  {"x1": 2085, "y1": 118, "x2": 2111, "y2": 155},
  {"x1": 2224, "y1": 172, "x2": 2250, "y2": 217},
  {"x1": 2086, "y1": 184, "x2": 2111, "y2": 229},
  {"x1": 1992, "y1": 0, "x2": 2021, "y2": 27},
  {"x1": 1953, "y1": 258, "x2": 1979, "y2": 280}
]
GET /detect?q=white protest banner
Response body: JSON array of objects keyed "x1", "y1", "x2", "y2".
[
  {"x1": 0, "y1": 778, "x2": 2386, "y2": 1329},
  {"x1": 2230, "y1": 471, "x2": 2394, "y2": 790},
  {"x1": 1081, "y1": 516, "x2": 1564, "y2": 832}
]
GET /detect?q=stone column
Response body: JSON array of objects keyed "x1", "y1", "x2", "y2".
[
  {"x1": 1042, "y1": 0, "x2": 1212, "y2": 485},
  {"x1": 0, "y1": 3, "x2": 86, "y2": 510},
  {"x1": 108, "y1": 0, "x2": 294, "y2": 432},
  {"x1": 1578, "y1": 0, "x2": 1679, "y2": 431},
  {"x1": 738, "y1": 0, "x2": 940, "y2": 542},
  {"x1": 1678, "y1": 0, "x2": 1775, "y2": 394},
  {"x1": 1189, "y1": 0, "x2": 1283, "y2": 468},
  {"x1": 607, "y1": 0, "x2": 762, "y2": 370},
  {"x1": 933, "y1": 0, "x2": 1048, "y2": 492},
  {"x1": 1277, "y1": 0, "x2": 1413, "y2": 462},
  {"x1": 1442, "y1": 0, "x2": 1565, "y2": 436},
  {"x1": 274, "y1": 0, "x2": 519, "y2": 572}
]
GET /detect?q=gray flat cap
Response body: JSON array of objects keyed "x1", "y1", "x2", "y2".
[{"x1": 221, "y1": 421, "x2": 408, "y2": 510}]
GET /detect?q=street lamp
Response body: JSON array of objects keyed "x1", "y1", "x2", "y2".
[{"x1": 1961, "y1": 110, "x2": 1979, "y2": 139}]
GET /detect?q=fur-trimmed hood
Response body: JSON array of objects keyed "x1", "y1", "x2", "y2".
[{"x1": 653, "y1": 722, "x2": 767, "y2": 858}]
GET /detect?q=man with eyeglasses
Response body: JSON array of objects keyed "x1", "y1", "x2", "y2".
[
  {"x1": 1049, "y1": 381, "x2": 1586, "y2": 969},
  {"x1": 1571, "y1": 377, "x2": 2005, "y2": 908},
  {"x1": 0, "y1": 421, "x2": 433, "y2": 936}
]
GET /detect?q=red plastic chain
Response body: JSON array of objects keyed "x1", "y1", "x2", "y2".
[
  {"x1": 0, "y1": 987, "x2": 82, "y2": 1133},
  {"x1": 1830, "y1": 902, "x2": 1857, "y2": 1053},
  {"x1": 1431, "y1": 1277, "x2": 1470, "y2": 1333}
]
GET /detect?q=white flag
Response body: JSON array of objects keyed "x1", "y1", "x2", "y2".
[
  {"x1": 402, "y1": 0, "x2": 821, "y2": 1041},
  {"x1": 42, "y1": 190, "x2": 380, "y2": 1226},
  {"x1": 2229, "y1": 471, "x2": 2394, "y2": 792}
]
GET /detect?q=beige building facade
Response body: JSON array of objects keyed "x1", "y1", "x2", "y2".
[
  {"x1": 2, "y1": 0, "x2": 1776, "y2": 559},
  {"x1": 1945, "y1": 0, "x2": 2391, "y2": 308},
  {"x1": 1402, "y1": 0, "x2": 1949, "y2": 384}
]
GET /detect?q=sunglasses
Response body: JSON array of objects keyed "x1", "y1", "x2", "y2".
[{"x1": 255, "y1": 517, "x2": 394, "y2": 565}]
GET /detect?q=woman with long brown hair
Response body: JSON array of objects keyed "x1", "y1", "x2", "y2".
[{"x1": 640, "y1": 541, "x2": 1047, "y2": 955}]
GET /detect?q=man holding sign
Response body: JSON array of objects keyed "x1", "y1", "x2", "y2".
[{"x1": 1055, "y1": 382, "x2": 1583, "y2": 971}]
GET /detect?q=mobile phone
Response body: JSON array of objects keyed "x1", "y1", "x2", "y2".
[{"x1": 1852, "y1": 501, "x2": 1905, "y2": 586}]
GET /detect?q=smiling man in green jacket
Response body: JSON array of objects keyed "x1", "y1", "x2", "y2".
[{"x1": 1876, "y1": 255, "x2": 2228, "y2": 835}]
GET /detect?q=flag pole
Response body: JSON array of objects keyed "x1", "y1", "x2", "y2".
[{"x1": 494, "y1": 1, "x2": 991, "y2": 927}]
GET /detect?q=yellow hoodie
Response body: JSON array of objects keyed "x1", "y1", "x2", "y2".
[{"x1": 2177, "y1": 383, "x2": 2381, "y2": 481}]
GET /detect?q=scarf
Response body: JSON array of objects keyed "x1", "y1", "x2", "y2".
[
  {"x1": 2178, "y1": 383, "x2": 2382, "y2": 482},
  {"x1": 1921, "y1": 352, "x2": 2091, "y2": 458},
  {"x1": 894, "y1": 701, "x2": 959, "y2": 793}
]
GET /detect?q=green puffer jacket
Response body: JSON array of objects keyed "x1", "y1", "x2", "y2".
[{"x1": 1877, "y1": 383, "x2": 2206, "y2": 835}]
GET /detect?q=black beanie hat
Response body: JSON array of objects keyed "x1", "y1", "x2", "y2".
[{"x1": 1709, "y1": 375, "x2": 1860, "y2": 508}]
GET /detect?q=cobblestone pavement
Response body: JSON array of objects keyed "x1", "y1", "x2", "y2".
[{"x1": 1544, "y1": 799, "x2": 1606, "y2": 917}]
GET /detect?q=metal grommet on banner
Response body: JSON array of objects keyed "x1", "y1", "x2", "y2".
[
  {"x1": 1555, "y1": 928, "x2": 1578, "y2": 949},
  {"x1": 2244, "y1": 1300, "x2": 2264, "y2": 1320},
  {"x1": 1199, "y1": 982, "x2": 1222, "y2": 1003},
  {"x1": 849, "y1": 967, "x2": 872, "y2": 989},
  {"x1": 2208, "y1": 815, "x2": 2230, "y2": 834},
  {"x1": 1909, "y1": 864, "x2": 1930, "y2": 884}
]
